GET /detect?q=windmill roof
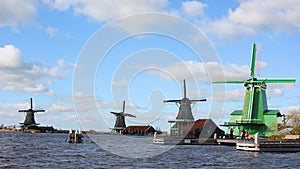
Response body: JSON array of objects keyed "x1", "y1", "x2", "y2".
[
  {"x1": 230, "y1": 110, "x2": 280, "y2": 116},
  {"x1": 231, "y1": 110, "x2": 243, "y2": 115},
  {"x1": 264, "y1": 110, "x2": 280, "y2": 115},
  {"x1": 181, "y1": 119, "x2": 214, "y2": 132}
]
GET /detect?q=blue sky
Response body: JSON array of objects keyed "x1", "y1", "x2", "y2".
[{"x1": 0, "y1": 0, "x2": 299, "y2": 132}]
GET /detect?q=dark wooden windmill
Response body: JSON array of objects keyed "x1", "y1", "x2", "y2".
[
  {"x1": 111, "y1": 100, "x2": 136, "y2": 134},
  {"x1": 19, "y1": 98, "x2": 45, "y2": 131},
  {"x1": 165, "y1": 80, "x2": 206, "y2": 136}
]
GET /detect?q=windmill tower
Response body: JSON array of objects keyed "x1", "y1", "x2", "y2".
[
  {"x1": 19, "y1": 98, "x2": 45, "y2": 130},
  {"x1": 165, "y1": 80, "x2": 206, "y2": 136},
  {"x1": 213, "y1": 43, "x2": 296, "y2": 137},
  {"x1": 111, "y1": 100, "x2": 136, "y2": 134}
]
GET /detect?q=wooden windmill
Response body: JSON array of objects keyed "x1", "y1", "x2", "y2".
[
  {"x1": 165, "y1": 79, "x2": 206, "y2": 136},
  {"x1": 19, "y1": 98, "x2": 45, "y2": 131},
  {"x1": 111, "y1": 100, "x2": 136, "y2": 134}
]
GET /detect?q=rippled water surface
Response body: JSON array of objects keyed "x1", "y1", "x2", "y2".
[{"x1": 0, "y1": 132, "x2": 299, "y2": 168}]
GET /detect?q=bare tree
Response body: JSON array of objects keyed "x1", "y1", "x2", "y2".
[{"x1": 286, "y1": 109, "x2": 300, "y2": 135}]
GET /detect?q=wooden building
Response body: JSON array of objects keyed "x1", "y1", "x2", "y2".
[
  {"x1": 124, "y1": 125, "x2": 156, "y2": 136},
  {"x1": 182, "y1": 119, "x2": 225, "y2": 139}
]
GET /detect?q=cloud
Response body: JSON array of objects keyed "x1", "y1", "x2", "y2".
[
  {"x1": 197, "y1": 0, "x2": 300, "y2": 39},
  {"x1": 46, "y1": 26, "x2": 58, "y2": 37},
  {"x1": 212, "y1": 89, "x2": 245, "y2": 102},
  {"x1": 182, "y1": 1, "x2": 207, "y2": 18},
  {"x1": 0, "y1": 45, "x2": 68, "y2": 95},
  {"x1": 47, "y1": 102, "x2": 74, "y2": 113},
  {"x1": 281, "y1": 106, "x2": 300, "y2": 115},
  {"x1": 44, "y1": 0, "x2": 168, "y2": 22},
  {"x1": 112, "y1": 80, "x2": 128, "y2": 87},
  {"x1": 152, "y1": 60, "x2": 249, "y2": 82},
  {"x1": 0, "y1": 0, "x2": 37, "y2": 30},
  {"x1": 41, "y1": 0, "x2": 300, "y2": 40},
  {"x1": 0, "y1": 45, "x2": 22, "y2": 67},
  {"x1": 72, "y1": 92, "x2": 144, "y2": 113}
]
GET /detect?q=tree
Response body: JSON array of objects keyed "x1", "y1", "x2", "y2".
[{"x1": 286, "y1": 110, "x2": 300, "y2": 135}]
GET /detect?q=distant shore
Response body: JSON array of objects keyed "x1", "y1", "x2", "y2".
[
  {"x1": 0, "y1": 129, "x2": 21, "y2": 132},
  {"x1": 0, "y1": 128, "x2": 112, "y2": 134}
]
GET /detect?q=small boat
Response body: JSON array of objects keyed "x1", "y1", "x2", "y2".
[
  {"x1": 153, "y1": 132, "x2": 218, "y2": 145},
  {"x1": 153, "y1": 132, "x2": 165, "y2": 144},
  {"x1": 236, "y1": 133, "x2": 300, "y2": 152},
  {"x1": 67, "y1": 129, "x2": 83, "y2": 143}
]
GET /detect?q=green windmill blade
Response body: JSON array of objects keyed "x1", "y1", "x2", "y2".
[
  {"x1": 255, "y1": 78, "x2": 296, "y2": 83},
  {"x1": 247, "y1": 85, "x2": 255, "y2": 120},
  {"x1": 212, "y1": 80, "x2": 245, "y2": 84},
  {"x1": 250, "y1": 43, "x2": 257, "y2": 80},
  {"x1": 247, "y1": 43, "x2": 258, "y2": 120}
]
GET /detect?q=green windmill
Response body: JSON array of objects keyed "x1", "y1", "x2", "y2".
[
  {"x1": 19, "y1": 98, "x2": 45, "y2": 131},
  {"x1": 213, "y1": 43, "x2": 296, "y2": 137}
]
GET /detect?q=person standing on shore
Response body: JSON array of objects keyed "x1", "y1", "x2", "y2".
[
  {"x1": 241, "y1": 129, "x2": 245, "y2": 140},
  {"x1": 230, "y1": 128, "x2": 234, "y2": 139}
]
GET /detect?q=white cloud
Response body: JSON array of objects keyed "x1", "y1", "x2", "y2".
[
  {"x1": 112, "y1": 80, "x2": 128, "y2": 87},
  {"x1": 182, "y1": 1, "x2": 206, "y2": 18},
  {"x1": 72, "y1": 92, "x2": 144, "y2": 113},
  {"x1": 152, "y1": 60, "x2": 249, "y2": 82},
  {"x1": 0, "y1": 45, "x2": 23, "y2": 67},
  {"x1": 46, "y1": 26, "x2": 58, "y2": 37},
  {"x1": 228, "y1": 0, "x2": 300, "y2": 32},
  {"x1": 44, "y1": 0, "x2": 168, "y2": 22},
  {"x1": 0, "y1": 0, "x2": 37, "y2": 30},
  {"x1": 280, "y1": 106, "x2": 300, "y2": 115},
  {"x1": 212, "y1": 89, "x2": 245, "y2": 102},
  {"x1": 0, "y1": 45, "x2": 68, "y2": 95},
  {"x1": 197, "y1": 0, "x2": 300, "y2": 39},
  {"x1": 47, "y1": 102, "x2": 74, "y2": 113}
]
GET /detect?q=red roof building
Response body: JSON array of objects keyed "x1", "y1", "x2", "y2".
[
  {"x1": 124, "y1": 125, "x2": 156, "y2": 136},
  {"x1": 181, "y1": 119, "x2": 225, "y2": 138}
]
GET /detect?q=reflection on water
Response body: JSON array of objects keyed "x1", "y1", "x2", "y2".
[{"x1": 0, "y1": 132, "x2": 300, "y2": 168}]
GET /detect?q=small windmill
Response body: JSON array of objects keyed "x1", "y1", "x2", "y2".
[
  {"x1": 213, "y1": 43, "x2": 296, "y2": 137},
  {"x1": 19, "y1": 98, "x2": 45, "y2": 130},
  {"x1": 165, "y1": 79, "x2": 206, "y2": 136},
  {"x1": 111, "y1": 100, "x2": 136, "y2": 134}
]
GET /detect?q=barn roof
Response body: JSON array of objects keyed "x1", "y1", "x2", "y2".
[
  {"x1": 124, "y1": 125, "x2": 155, "y2": 131},
  {"x1": 180, "y1": 119, "x2": 223, "y2": 133}
]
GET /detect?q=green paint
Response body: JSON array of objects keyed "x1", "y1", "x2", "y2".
[{"x1": 250, "y1": 43, "x2": 257, "y2": 79}]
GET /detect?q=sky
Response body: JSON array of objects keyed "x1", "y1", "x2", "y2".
[{"x1": 0, "y1": 0, "x2": 300, "y2": 132}]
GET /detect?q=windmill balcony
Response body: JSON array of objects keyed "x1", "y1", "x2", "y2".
[
  {"x1": 236, "y1": 119, "x2": 264, "y2": 125},
  {"x1": 223, "y1": 119, "x2": 264, "y2": 126},
  {"x1": 222, "y1": 122, "x2": 239, "y2": 126}
]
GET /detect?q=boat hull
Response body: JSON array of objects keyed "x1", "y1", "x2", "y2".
[{"x1": 236, "y1": 141, "x2": 300, "y2": 152}]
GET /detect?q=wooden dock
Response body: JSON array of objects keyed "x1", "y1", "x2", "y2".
[{"x1": 216, "y1": 139, "x2": 239, "y2": 146}]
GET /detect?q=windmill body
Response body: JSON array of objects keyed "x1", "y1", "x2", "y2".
[
  {"x1": 213, "y1": 43, "x2": 296, "y2": 137},
  {"x1": 19, "y1": 98, "x2": 45, "y2": 131},
  {"x1": 165, "y1": 80, "x2": 206, "y2": 136},
  {"x1": 111, "y1": 101, "x2": 136, "y2": 134}
]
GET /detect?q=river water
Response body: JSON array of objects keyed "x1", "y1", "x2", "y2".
[{"x1": 0, "y1": 132, "x2": 299, "y2": 168}]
